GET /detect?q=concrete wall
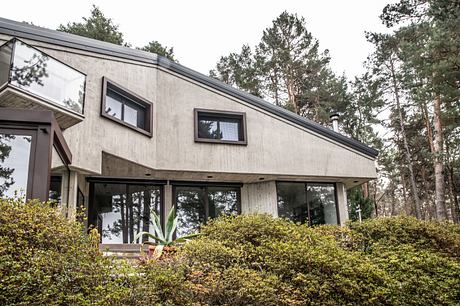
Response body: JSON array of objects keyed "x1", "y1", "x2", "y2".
[{"x1": 241, "y1": 181, "x2": 278, "y2": 216}]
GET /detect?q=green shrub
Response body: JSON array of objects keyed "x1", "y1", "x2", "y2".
[
  {"x1": 1, "y1": 199, "x2": 459, "y2": 305},
  {"x1": 177, "y1": 214, "x2": 460, "y2": 305},
  {"x1": 348, "y1": 215, "x2": 460, "y2": 259},
  {"x1": 0, "y1": 198, "x2": 115, "y2": 305}
]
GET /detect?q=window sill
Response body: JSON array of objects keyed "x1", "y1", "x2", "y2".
[
  {"x1": 195, "y1": 138, "x2": 247, "y2": 145},
  {"x1": 101, "y1": 112, "x2": 152, "y2": 137}
]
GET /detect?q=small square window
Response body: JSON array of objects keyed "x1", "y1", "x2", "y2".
[
  {"x1": 194, "y1": 109, "x2": 247, "y2": 145},
  {"x1": 101, "y1": 77, "x2": 152, "y2": 137}
]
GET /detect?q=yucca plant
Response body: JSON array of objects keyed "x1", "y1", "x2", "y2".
[{"x1": 135, "y1": 207, "x2": 200, "y2": 259}]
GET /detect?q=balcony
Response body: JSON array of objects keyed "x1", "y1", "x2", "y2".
[{"x1": 0, "y1": 38, "x2": 85, "y2": 129}]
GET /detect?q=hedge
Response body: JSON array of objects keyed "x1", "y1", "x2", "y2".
[{"x1": 1, "y1": 198, "x2": 459, "y2": 305}]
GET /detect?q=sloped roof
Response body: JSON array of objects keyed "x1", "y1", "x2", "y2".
[{"x1": 0, "y1": 17, "x2": 378, "y2": 158}]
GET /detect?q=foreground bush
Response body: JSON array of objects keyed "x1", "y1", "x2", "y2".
[
  {"x1": 0, "y1": 198, "x2": 115, "y2": 305},
  {"x1": 176, "y1": 215, "x2": 460, "y2": 305},
  {"x1": 1, "y1": 199, "x2": 459, "y2": 305}
]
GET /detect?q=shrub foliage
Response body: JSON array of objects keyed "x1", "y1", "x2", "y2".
[{"x1": 1, "y1": 198, "x2": 459, "y2": 305}]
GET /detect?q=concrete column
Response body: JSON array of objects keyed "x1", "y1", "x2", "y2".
[
  {"x1": 67, "y1": 171, "x2": 78, "y2": 221},
  {"x1": 163, "y1": 184, "x2": 173, "y2": 220},
  {"x1": 59, "y1": 171, "x2": 69, "y2": 217},
  {"x1": 336, "y1": 182, "x2": 349, "y2": 225},
  {"x1": 241, "y1": 181, "x2": 278, "y2": 217}
]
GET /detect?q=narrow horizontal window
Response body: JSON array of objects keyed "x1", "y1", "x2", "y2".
[
  {"x1": 194, "y1": 109, "x2": 247, "y2": 145},
  {"x1": 101, "y1": 77, "x2": 152, "y2": 137}
]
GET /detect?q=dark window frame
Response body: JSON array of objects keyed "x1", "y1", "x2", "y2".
[
  {"x1": 194, "y1": 108, "x2": 247, "y2": 145},
  {"x1": 87, "y1": 178, "x2": 166, "y2": 243},
  {"x1": 276, "y1": 181, "x2": 340, "y2": 226},
  {"x1": 0, "y1": 108, "x2": 72, "y2": 201},
  {"x1": 172, "y1": 182, "x2": 242, "y2": 229},
  {"x1": 101, "y1": 77, "x2": 153, "y2": 137}
]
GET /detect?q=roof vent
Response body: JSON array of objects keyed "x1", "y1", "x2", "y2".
[{"x1": 329, "y1": 112, "x2": 340, "y2": 132}]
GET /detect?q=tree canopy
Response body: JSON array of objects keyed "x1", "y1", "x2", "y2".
[{"x1": 58, "y1": 5, "x2": 176, "y2": 61}]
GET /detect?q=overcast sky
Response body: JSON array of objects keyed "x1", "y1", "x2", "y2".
[{"x1": 3, "y1": 0, "x2": 396, "y2": 79}]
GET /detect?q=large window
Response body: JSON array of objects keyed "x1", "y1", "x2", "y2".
[
  {"x1": 88, "y1": 181, "x2": 162, "y2": 244},
  {"x1": 101, "y1": 77, "x2": 152, "y2": 136},
  {"x1": 0, "y1": 131, "x2": 33, "y2": 199},
  {"x1": 174, "y1": 184, "x2": 240, "y2": 236},
  {"x1": 0, "y1": 38, "x2": 86, "y2": 114},
  {"x1": 277, "y1": 182, "x2": 339, "y2": 225},
  {"x1": 194, "y1": 109, "x2": 247, "y2": 145},
  {"x1": 0, "y1": 109, "x2": 72, "y2": 202}
]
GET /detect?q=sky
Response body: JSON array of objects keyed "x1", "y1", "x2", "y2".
[{"x1": 2, "y1": 0, "x2": 396, "y2": 79}]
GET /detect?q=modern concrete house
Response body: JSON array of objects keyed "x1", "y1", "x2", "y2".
[{"x1": 0, "y1": 18, "x2": 377, "y2": 244}]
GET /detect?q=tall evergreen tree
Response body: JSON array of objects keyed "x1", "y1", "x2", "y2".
[
  {"x1": 380, "y1": 0, "x2": 460, "y2": 220},
  {"x1": 58, "y1": 5, "x2": 125, "y2": 45},
  {"x1": 140, "y1": 41, "x2": 177, "y2": 62},
  {"x1": 210, "y1": 12, "x2": 348, "y2": 126}
]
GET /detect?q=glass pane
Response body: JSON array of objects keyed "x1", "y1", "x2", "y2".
[
  {"x1": 76, "y1": 188, "x2": 85, "y2": 223},
  {"x1": 48, "y1": 176, "x2": 62, "y2": 204},
  {"x1": 124, "y1": 103, "x2": 139, "y2": 127},
  {"x1": 10, "y1": 41, "x2": 85, "y2": 114},
  {"x1": 307, "y1": 183, "x2": 338, "y2": 225},
  {"x1": 198, "y1": 118, "x2": 219, "y2": 139},
  {"x1": 208, "y1": 186, "x2": 239, "y2": 218},
  {"x1": 175, "y1": 186, "x2": 205, "y2": 237},
  {"x1": 0, "y1": 133, "x2": 32, "y2": 199},
  {"x1": 220, "y1": 119, "x2": 240, "y2": 141},
  {"x1": 49, "y1": 146, "x2": 68, "y2": 205},
  {"x1": 277, "y1": 182, "x2": 308, "y2": 223},
  {"x1": 105, "y1": 92, "x2": 122, "y2": 120},
  {"x1": 0, "y1": 42, "x2": 12, "y2": 87},
  {"x1": 91, "y1": 183, "x2": 161, "y2": 244}
]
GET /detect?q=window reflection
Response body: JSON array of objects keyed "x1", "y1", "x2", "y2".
[
  {"x1": 277, "y1": 182, "x2": 308, "y2": 223},
  {"x1": 9, "y1": 40, "x2": 85, "y2": 114},
  {"x1": 49, "y1": 146, "x2": 69, "y2": 205},
  {"x1": 90, "y1": 183, "x2": 161, "y2": 244},
  {"x1": 175, "y1": 187, "x2": 206, "y2": 237},
  {"x1": 105, "y1": 88, "x2": 146, "y2": 130},
  {"x1": 198, "y1": 116, "x2": 241, "y2": 141},
  {"x1": 175, "y1": 185, "x2": 240, "y2": 236},
  {"x1": 307, "y1": 184, "x2": 338, "y2": 225},
  {"x1": 277, "y1": 182, "x2": 338, "y2": 225},
  {"x1": 0, "y1": 133, "x2": 32, "y2": 199}
]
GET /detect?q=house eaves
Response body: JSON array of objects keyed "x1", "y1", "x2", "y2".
[{"x1": 0, "y1": 17, "x2": 378, "y2": 158}]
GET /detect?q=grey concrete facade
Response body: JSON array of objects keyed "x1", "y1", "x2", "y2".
[{"x1": 0, "y1": 23, "x2": 377, "y2": 227}]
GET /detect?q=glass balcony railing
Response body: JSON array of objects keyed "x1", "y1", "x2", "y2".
[{"x1": 0, "y1": 39, "x2": 85, "y2": 114}]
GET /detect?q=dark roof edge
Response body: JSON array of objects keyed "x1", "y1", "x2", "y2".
[{"x1": 0, "y1": 17, "x2": 378, "y2": 158}]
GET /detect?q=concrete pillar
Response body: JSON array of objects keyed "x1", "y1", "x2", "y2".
[
  {"x1": 58, "y1": 170, "x2": 78, "y2": 220},
  {"x1": 59, "y1": 171, "x2": 69, "y2": 217},
  {"x1": 241, "y1": 181, "x2": 278, "y2": 217},
  {"x1": 163, "y1": 184, "x2": 173, "y2": 220},
  {"x1": 336, "y1": 182, "x2": 349, "y2": 225},
  {"x1": 67, "y1": 171, "x2": 78, "y2": 220}
]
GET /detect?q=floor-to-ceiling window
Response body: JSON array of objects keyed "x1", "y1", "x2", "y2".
[
  {"x1": 88, "y1": 181, "x2": 162, "y2": 244},
  {"x1": 0, "y1": 130, "x2": 33, "y2": 199},
  {"x1": 174, "y1": 184, "x2": 240, "y2": 236},
  {"x1": 277, "y1": 182, "x2": 339, "y2": 225}
]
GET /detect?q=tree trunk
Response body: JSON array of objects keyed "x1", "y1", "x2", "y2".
[
  {"x1": 390, "y1": 58, "x2": 422, "y2": 219},
  {"x1": 362, "y1": 183, "x2": 369, "y2": 199},
  {"x1": 433, "y1": 94, "x2": 447, "y2": 220},
  {"x1": 447, "y1": 166, "x2": 460, "y2": 223}
]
